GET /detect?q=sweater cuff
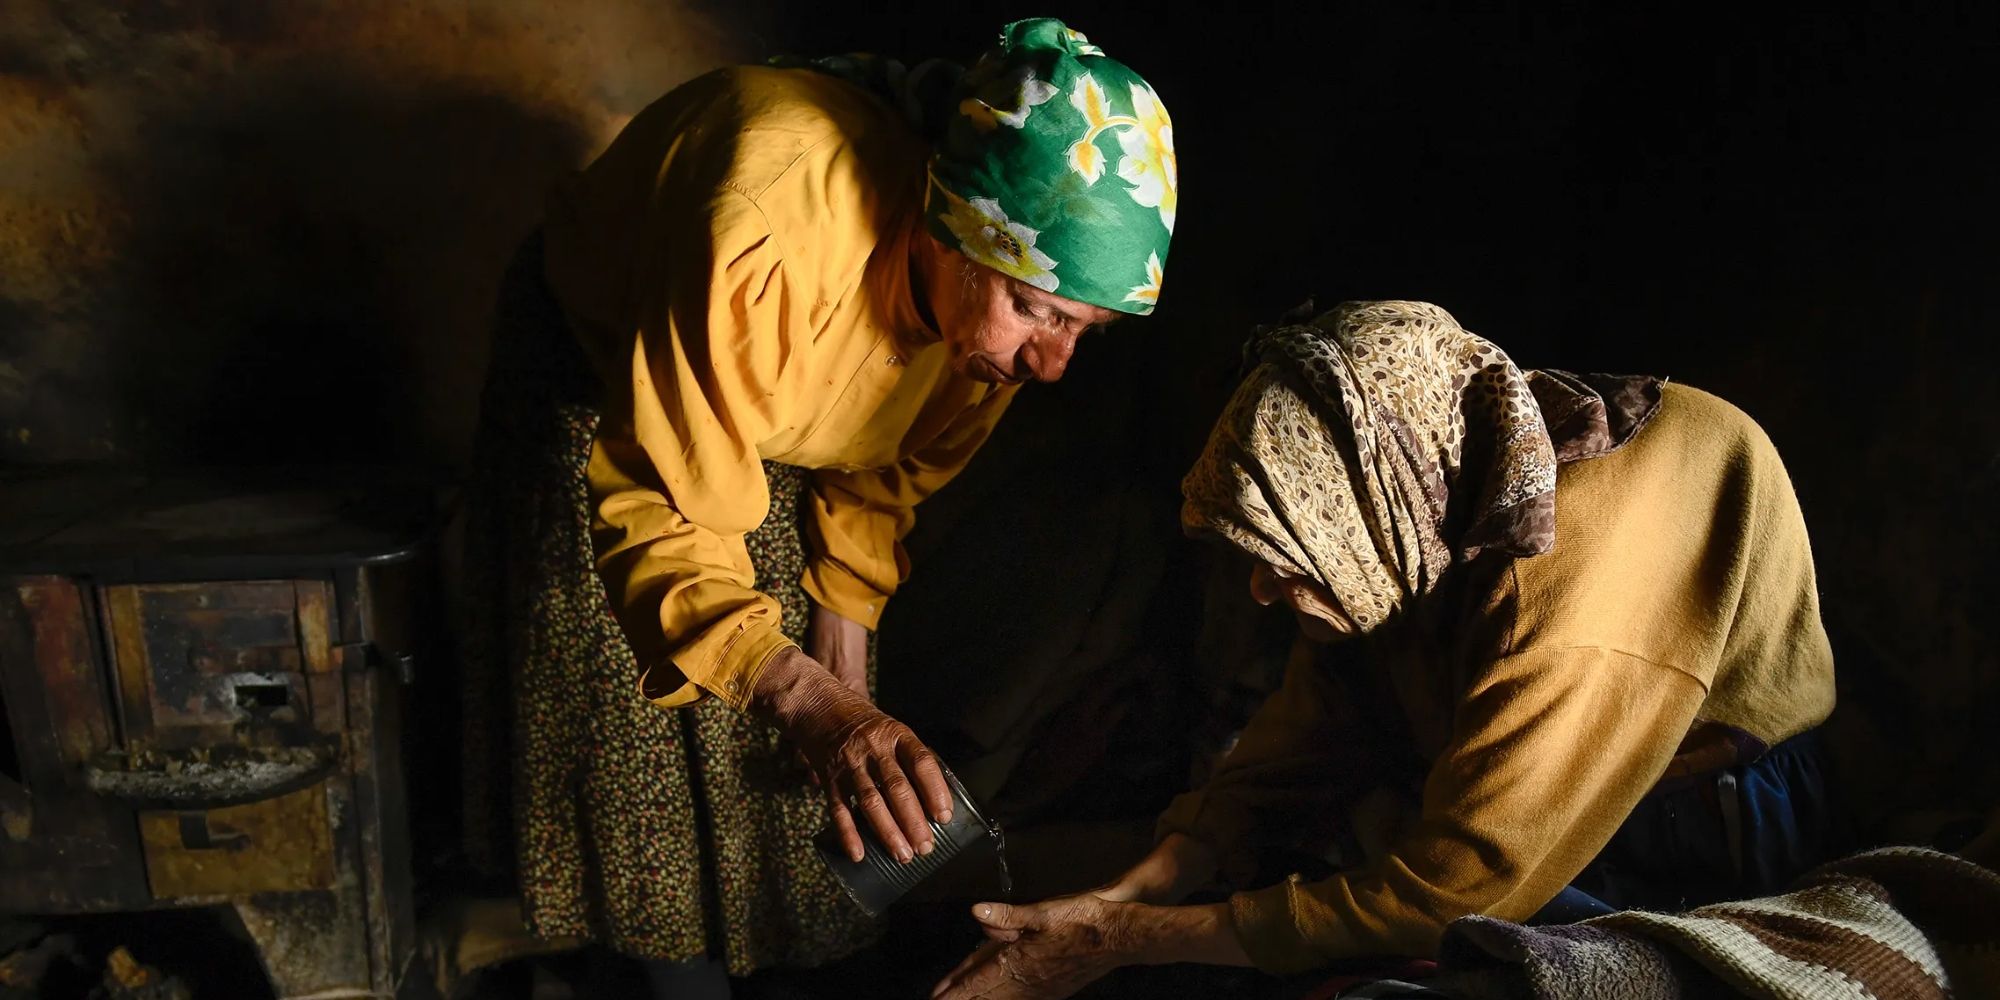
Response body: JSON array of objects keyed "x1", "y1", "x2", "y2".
[
  {"x1": 649, "y1": 621, "x2": 797, "y2": 711},
  {"x1": 801, "y1": 558, "x2": 890, "y2": 631},
  {"x1": 1228, "y1": 877, "x2": 1332, "y2": 975}
]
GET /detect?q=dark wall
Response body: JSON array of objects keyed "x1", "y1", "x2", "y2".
[
  {"x1": 832, "y1": 3, "x2": 2000, "y2": 833},
  {"x1": 0, "y1": 0, "x2": 746, "y2": 467},
  {"x1": 3, "y1": 3, "x2": 1993, "y2": 833}
]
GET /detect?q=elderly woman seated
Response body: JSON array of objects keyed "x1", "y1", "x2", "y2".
[{"x1": 934, "y1": 300, "x2": 1839, "y2": 998}]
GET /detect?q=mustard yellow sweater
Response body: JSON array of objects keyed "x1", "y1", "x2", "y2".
[
  {"x1": 541, "y1": 67, "x2": 1016, "y2": 709},
  {"x1": 1158, "y1": 383, "x2": 1836, "y2": 971}
]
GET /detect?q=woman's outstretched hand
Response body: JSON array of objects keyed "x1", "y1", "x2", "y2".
[
  {"x1": 931, "y1": 892, "x2": 1248, "y2": 999},
  {"x1": 931, "y1": 894, "x2": 1136, "y2": 1000},
  {"x1": 931, "y1": 837, "x2": 1247, "y2": 999}
]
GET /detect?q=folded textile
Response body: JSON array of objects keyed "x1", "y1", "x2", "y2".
[{"x1": 1431, "y1": 847, "x2": 2000, "y2": 1000}]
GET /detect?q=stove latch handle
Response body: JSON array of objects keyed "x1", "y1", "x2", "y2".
[{"x1": 81, "y1": 743, "x2": 338, "y2": 810}]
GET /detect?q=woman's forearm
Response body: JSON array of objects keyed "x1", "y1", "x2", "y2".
[
  {"x1": 1106, "y1": 839, "x2": 1250, "y2": 968},
  {"x1": 1104, "y1": 833, "x2": 1222, "y2": 904},
  {"x1": 1126, "y1": 902, "x2": 1252, "y2": 968}
]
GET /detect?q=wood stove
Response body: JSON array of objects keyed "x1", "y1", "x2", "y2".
[{"x1": 0, "y1": 470, "x2": 436, "y2": 998}]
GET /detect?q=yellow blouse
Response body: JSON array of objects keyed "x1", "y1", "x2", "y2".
[{"x1": 540, "y1": 67, "x2": 1018, "y2": 709}]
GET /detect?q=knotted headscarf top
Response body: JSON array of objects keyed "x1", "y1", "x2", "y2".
[
  {"x1": 776, "y1": 18, "x2": 1175, "y2": 316},
  {"x1": 1181, "y1": 300, "x2": 1661, "y2": 632}
]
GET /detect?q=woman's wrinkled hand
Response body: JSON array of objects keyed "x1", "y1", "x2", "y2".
[
  {"x1": 808, "y1": 602, "x2": 871, "y2": 701},
  {"x1": 930, "y1": 894, "x2": 1138, "y2": 1000},
  {"x1": 750, "y1": 647, "x2": 952, "y2": 864}
]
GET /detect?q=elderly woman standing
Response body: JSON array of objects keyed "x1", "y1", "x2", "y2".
[
  {"x1": 458, "y1": 19, "x2": 1176, "y2": 998},
  {"x1": 934, "y1": 301, "x2": 1837, "y2": 998}
]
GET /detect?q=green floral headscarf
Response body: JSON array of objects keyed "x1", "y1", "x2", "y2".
[
  {"x1": 774, "y1": 19, "x2": 1175, "y2": 315},
  {"x1": 927, "y1": 19, "x2": 1176, "y2": 316}
]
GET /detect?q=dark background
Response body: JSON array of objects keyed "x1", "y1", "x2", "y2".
[
  {"x1": 804, "y1": 1, "x2": 2000, "y2": 842},
  {"x1": 2, "y1": 0, "x2": 1994, "y2": 903}
]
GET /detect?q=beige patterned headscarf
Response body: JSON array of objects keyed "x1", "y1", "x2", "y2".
[{"x1": 1182, "y1": 300, "x2": 1656, "y2": 632}]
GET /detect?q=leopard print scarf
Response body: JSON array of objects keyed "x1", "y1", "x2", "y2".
[{"x1": 1181, "y1": 300, "x2": 1660, "y2": 632}]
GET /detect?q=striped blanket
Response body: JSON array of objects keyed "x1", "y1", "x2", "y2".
[{"x1": 1414, "y1": 847, "x2": 2000, "y2": 1000}]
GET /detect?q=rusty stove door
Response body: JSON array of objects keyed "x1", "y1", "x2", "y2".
[{"x1": 97, "y1": 581, "x2": 341, "y2": 899}]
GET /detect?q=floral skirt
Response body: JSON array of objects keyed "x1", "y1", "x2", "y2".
[{"x1": 458, "y1": 233, "x2": 876, "y2": 972}]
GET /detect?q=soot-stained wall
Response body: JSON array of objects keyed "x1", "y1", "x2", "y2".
[{"x1": 0, "y1": 0, "x2": 748, "y2": 467}]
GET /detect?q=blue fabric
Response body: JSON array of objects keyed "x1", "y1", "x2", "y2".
[
  {"x1": 1531, "y1": 729, "x2": 1835, "y2": 921},
  {"x1": 1527, "y1": 884, "x2": 1616, "y2": 925},
  {"x1": 1737, "y1": 730, "x2": 1835, "y2": 892}
]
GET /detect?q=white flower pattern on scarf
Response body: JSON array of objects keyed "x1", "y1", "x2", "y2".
[
  {"x1": 1065, "y1": 75, "x2": 1178, "y2": 233},
  {"x1": 959, "y1": 65, "x2": 1058, "y2": 130},
  {"x1": 1124, "y1": 252, "x2": 1164, "y2": 306},
  {"x1": 934, "y1": 186, "x2": 1061, "y2": 292}
]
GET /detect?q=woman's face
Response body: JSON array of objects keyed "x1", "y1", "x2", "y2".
[
  {"x1": 918, "y1": 235, "x2": 1115, "y2": 384},
  {"x1": 1249, "y1": 562, "x2": 1361, "y2": 643}
]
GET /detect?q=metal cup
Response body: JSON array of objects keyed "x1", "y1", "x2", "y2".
[{"x1": 814, "y1": 764, "x2": 991, "y2": 916}]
